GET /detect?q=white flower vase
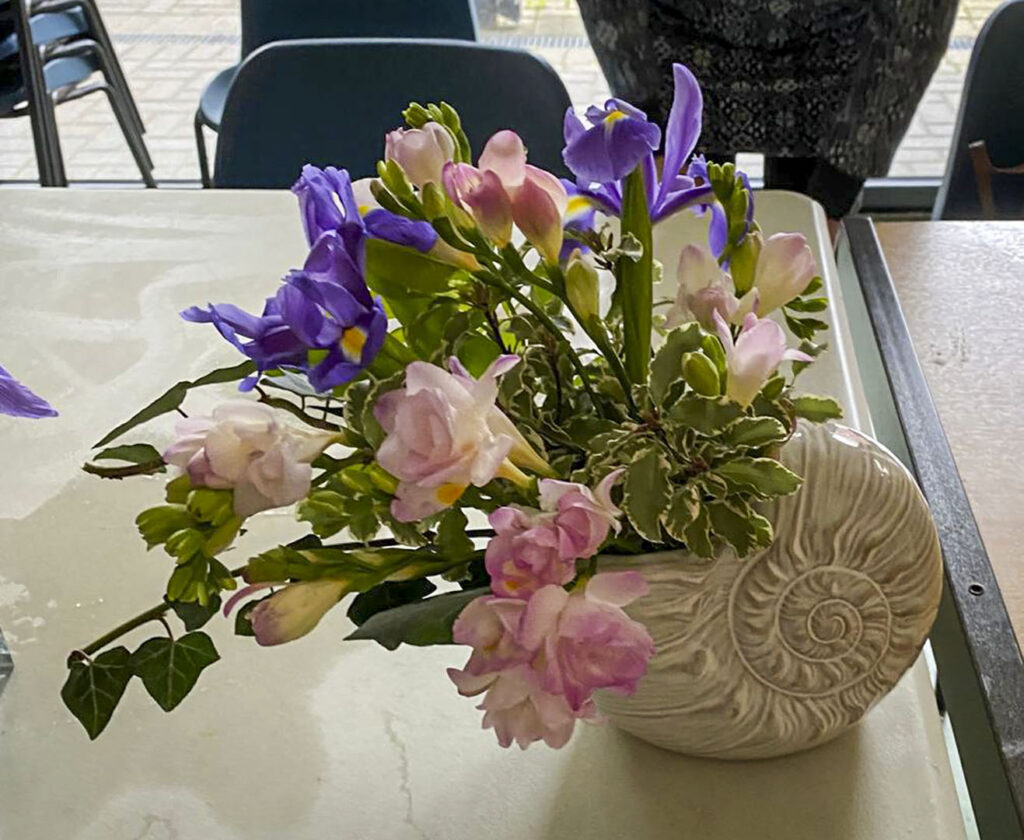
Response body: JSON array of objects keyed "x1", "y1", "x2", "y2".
[{"x1": 596, "y1": 420, "x2": 943, "y2": 759}]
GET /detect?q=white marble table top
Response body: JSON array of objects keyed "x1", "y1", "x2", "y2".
[{"x1": 0, "y1": 189, "x2": 967, "y2": 839}]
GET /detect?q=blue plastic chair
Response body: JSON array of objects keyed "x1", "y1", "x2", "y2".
[
  {"x1": 933, "y1": 0, "x2": 1024, "y2": 219},
  {"x1": 195, "y1": 0, "x2": 479, "y2": 186},
  {"x1": 212, "y1": 39, "x2": 572, "y2": 189}
]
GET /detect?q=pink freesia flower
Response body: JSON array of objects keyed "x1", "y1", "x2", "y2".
[
  {"x1": 374, "y1": 355, "x2": 544, "y2": 522},
  {"x1": 384, "y1": 122, "x2": 455, "y2": 188},
  {"x1": 538, "y1": 469, "x2": 625, "y2": 559},
  {"x1": 485, "y1": 506, "x2": 571, "y2": 598},
  {"x1": 485, "y1": 471, "x2": 624, "y2": 598},
  {"x1": 714, "y1": 310, "x2": 813, "y2": 407},
  {"x1": 449, "y1": 665, "x2": 596, "y2": 750},
  {"x1": 443, "y1": 163, "x2": 514, "y2": 245},
  {"x1": 448, "y1": 571, "x2": 653, "y2": 748},
  {"x1": 665, "y1": 243, "x2": 740, "y2": 330},
  {"x1": 222, "y1": 579, "x2": 348, "y2": 646},
  {"x1": 443, "y1": 130, "x2": 568, "y2": 263},
  {"x1": 163, "y1": 401, "x2": 337, "y2": 517},
  {"x1": 518, "y1": 573, "x2": 654, "y2": 711},
  {"x1": 736, "y1": 232, "x2": 817, "y2": 317}
]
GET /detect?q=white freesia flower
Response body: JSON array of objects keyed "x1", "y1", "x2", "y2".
[{"x1": 163, "y1": 401, "x2": 336, "y2": 517}]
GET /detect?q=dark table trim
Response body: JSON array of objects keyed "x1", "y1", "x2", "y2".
[{"x1": 846, "y1": 216, "x2": 1024, "y2": 839}]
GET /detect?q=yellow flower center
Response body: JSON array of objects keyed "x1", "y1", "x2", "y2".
[
  {"x1": 604, "y1": 110, "x2": 628, "y2": 129},
  {"x1": 435, "y1": 483, "x2": 466, "y2": 505},
  {"x1": 340, "y1": 326, "x2": 368, "y2": 362}
]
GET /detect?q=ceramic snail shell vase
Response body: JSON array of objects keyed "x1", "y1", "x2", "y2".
[{"x1": 596, "y1": 421, "x2": 943, "y2": 760}]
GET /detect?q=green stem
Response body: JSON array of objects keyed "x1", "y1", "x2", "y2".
[
  {"x1": 478, "y1": 271, "x2": 601, "y2": 412},
  {"x1": 619, "y1": 166, "x2": 654, "y2": 384}
]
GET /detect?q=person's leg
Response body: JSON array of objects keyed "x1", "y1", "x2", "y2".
[{"x1": 805, "y1": 159, "x2": 864, "y2": 220}]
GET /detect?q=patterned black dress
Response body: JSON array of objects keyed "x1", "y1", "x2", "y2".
[{"x1": 577, "y1": 0, "x2": 957, "y2": 182}]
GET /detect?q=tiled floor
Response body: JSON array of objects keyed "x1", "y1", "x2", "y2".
[{"x1": 0, "y1": 0, "x2": 1000, "y2": 184}]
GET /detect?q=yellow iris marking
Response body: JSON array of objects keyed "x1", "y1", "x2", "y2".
[
  {"x1": 436, "y1": 483, "x2": 467, "y2": 505},
  {"x1": 357, "y1": 204, "x2": 371, "y2": 215},
  {"x1": 604, "y1": 110, "x2": 628, "y2": 130},
  {"x1": 340, "y1": 326, "x2": 368, "y2": 362},
  {"x1": 566, "y1": 195, "x2": 591, "y2": 219}
]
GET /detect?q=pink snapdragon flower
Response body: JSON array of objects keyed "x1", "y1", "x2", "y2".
[
  {"x1": 384, "y1": 122, "x2": 455, "y2": 188},
  {"x1": 163, "y1": 401, "x2": 337, "y2": 517},
  {"x1": 665, "y1": 243, "x2": 740, "y2": 330},
  {"x1": 448, "y1": 571, "x2": 653, "y2": 749},
  {"x1": 714, "y1": 310, "x2": 813, "y2": 407},
  {"x1": 485, "y1": 471, "x2": 624, "y2": 598},
  {"x1": 374, "y1": 355, "x2": 547, "y2": 522},
  {"x1": 442, "y1": 130, "x2": 569, "y2": 263}
]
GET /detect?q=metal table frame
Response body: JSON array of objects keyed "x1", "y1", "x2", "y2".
[{"x1": 842, "y1": 216, "x2": 1024, "y2": 839}]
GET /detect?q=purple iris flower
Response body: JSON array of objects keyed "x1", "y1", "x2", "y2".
[
  {"x1": 364, "y1": 209, "x2": 437, "y2": 254},
  {"x1": 183, "y1": 230, "x2": 386, "y2": 393},
  {"x1": 0, "y1": 364, "x2": 57, "y2": 418},
  {"x1": 561, "y1": 63, "x2": 713, "y2": 223},
  {"x1": 292, "y1": 164, "x2": 364, "y2": 255}
]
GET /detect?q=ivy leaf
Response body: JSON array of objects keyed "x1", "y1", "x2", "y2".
[
  {"x1": 347, "y1": 579, "x2": 437, "y2": 627},
  {"x1": 130, "y1": 632, "x2": 220, "y2": 712},
  {"x1": 715, "y1": 457, "x2": 803, "y2": 498},
  {"x1": 669, "y1": 395, "x2": 743, "y2": 435},
  {"x1": 723, "y1": 417, "x2": 788, "y2": 449},
  {"x1": 662, "y1": 484, "x2": 700, "y2": 542},
  {"x1": 83, "y1": 442, "x2": 167, "y2": 479},
  {"x1": 94, "y1": 362, "x2": 256, "y2": 448},
  {"x1": 791, "y1": 395, "x2": 843, "y2": 422},
  {"x1": 683, "y1": 504, "x2": 714, "y2": 558},
  {"x1": 168, "y1": 594, "x2": 222, "y2": 631},
  {"x1": 622, "y1": 447, "x2": 672, "y2": 543},
  {"x1": 436, "y1": 508, "x2": 475, "y2": 561},
  {"x1": 650, "y1": 324, "x2": 702, "y2": 403},
  {"x1": 345, "y1": 587, "x2": 486, "y2": 650},
  {"x1": 61, "y1": 647, "x2": 133, "y2": 740}
]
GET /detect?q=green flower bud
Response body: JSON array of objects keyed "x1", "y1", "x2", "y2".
[
  {"x1": 564, "y1": 248, "x2": 601, "y2": 322},
  {"x1": 683, "y1": 352, "x2": 721, "y2": 397},
  {"x1": 730, "y1": 229, "x2": 763, "y2": 296}
]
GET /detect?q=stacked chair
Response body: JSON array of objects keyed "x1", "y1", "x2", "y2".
[
  {"x1": 195, "y1": 0, "x2": 480, "y2": 186},
  {"x1": 0, "y1": 0, "x2": 153, "y2": 186},
  {"x1": 933, "y1": 0, "x2": 1024, "y2": 219}
]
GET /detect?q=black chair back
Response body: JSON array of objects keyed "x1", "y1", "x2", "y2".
[
  {"x1": 240, "y1": 0, "x2": 478, "y2": 57},
  {"x1": 213, "y1": 38, "x2": 572, "y2": 189}
]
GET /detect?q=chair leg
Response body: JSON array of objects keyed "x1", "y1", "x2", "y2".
[
  {"x1": 40, "y1": 92, "x2": 68, "y2": 186},
  {"x1": 84, "y1": 40, "x2": 153, "y2": 170},
  {"x1": 79, "y1": 0, "x2": 146, "y2": 136},
  {"x1": 100, "y1": 83, "x2": 156, "y2": 187},
  {"x1": 194, "y1": 110, "x2": 212, "y2": 188}
]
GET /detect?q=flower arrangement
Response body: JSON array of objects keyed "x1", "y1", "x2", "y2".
[{"x1": 63, "y1": 64, "x2": 841, "y2": 748}]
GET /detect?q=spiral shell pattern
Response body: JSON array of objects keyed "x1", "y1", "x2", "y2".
[{"x1": 596, "y1": 422, "x2": 942, "y2": 759}]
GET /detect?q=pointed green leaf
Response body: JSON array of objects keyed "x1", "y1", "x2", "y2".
[
  {"x1": 715, "y1": 457, "x2": 803, "y2": 498},
  {"x1": 662, "y1": 484, "x2": 701, "y2": 542},
  {"x1": 651, "y1": 325, "x2": 703, "y2": 403},
  {"x1": 130, "y1": 632, "x2": 219, "y2": 712},
  {"x1": 622, "y1": 447, "x2": 672, "y2": 543},
  {"x1": 347, "y1": 579, "x2": 437, "y2": 627},
  {"x1": 94, "y1": 362, "x2": 256, "y2": 448},
  {"x1": 791, "y1": 395, "x2": 844, "y2": 422},
  {"x1": 668, "y1": 395, "x2": 743, "y2": 435},
  {"x1": 436, "y1": 508, "x2": 475, "y2": 561},
  {"x1": 708, "y1": 500, "x2": 759, "y2": 557},
  {"x1": 785, "y1": 296, "x2": 828, "y2": 313},
  {"x1": 683, "y1": 504, "x2": 714, "y2": 558},
  {"x1": 723, "y1": 417, "x2": 788, "y2": 449},
  {"x1": 136, "y1": 505, "x2": 194, "y2": 549},
  {"x1": 61, "y1": 647, "x2": 133, "y2": 739},
  {"x1": 345, "y1": 587, "x2": 487, "y2": 650},
  {"x1": 364, "y1": 238, "x2": 459, "y2": 298}
]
